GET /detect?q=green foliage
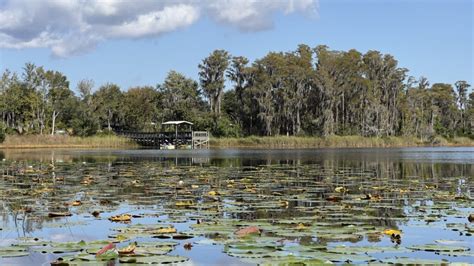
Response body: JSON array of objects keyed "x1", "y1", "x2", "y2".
[
  {"x1": 159, "y1": 71, "x2": 205, "y2": 122},
  {"x1": 0, "y1": 122, "x2": 6, "y2": 143},
  {"x1": 212, "y1": 116, "x2": 242, "y2": 138},
  {"x1": 199, "y1": 50, "x2": 231, "y2": 116},
  {"x1": 95, "y1": 129, "x2": 116, "y2": 137},
  {"x1": 93, "y1": 83, "x2": 123, "y2": 131},
  {"x1": 122, "y1": 86, "x2": 160, "y2": 131},
  {"x1": 70, "y1": 105, "x2": 98, "y2": 137},
  {"x1": 0, "y1": 46, "x2": 471, "y2": 141}
]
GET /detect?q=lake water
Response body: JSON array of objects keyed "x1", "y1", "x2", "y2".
[{"x1": 0, "y1": 147, "x2": 473, "y2": 265}]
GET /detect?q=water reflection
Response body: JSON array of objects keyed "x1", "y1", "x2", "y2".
[{"x1": 0, "y1": 148, "x2": 473, "y2": 265}]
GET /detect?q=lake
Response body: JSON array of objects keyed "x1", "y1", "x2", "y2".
[{"x1": 0, "y1": 147, "x2": 473, "y2": 265}]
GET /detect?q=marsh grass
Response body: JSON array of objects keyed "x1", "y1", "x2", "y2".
[
  {"x1": 1, "y1": 134, "x2": 471, "y2": 149},
  {"x1": 210, "y1": 135, "x2": 473, "y2": 148},
  {"x1": 0, "y1": 135, "x2": 138, "y2": 149}
]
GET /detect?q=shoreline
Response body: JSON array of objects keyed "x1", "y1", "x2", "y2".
[
  {"x1": 209, "y1": 135, "x2": 474, "y2": 149},
  {"x1": 0, "y1": 135, "x2": 472, "y2": 149},
  {"x1": 0, "y1": 135, "x2": 138, "y2": 149}
]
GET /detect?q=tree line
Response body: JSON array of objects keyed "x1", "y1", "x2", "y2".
[{"x1": 0, "y1": 44, "x2": 472, "y2": 139}]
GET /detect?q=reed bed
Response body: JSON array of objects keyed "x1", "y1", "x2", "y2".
[
  {"x1": 1, "y1": 134, "x2": 471, "y2": 149},
  {"x1": 0, "y1": 135, "x2": 138, "y2": 149},
  {"x1": 210, "y1": 135, "x2": 474, "y2": 148}
]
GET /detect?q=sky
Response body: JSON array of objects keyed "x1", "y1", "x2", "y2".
[{"x1": 0, "y1": 0, "x2": 472, "y2": 93}]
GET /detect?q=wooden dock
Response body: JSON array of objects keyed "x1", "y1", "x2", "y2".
[{"x1": 116, "y1": 131, "x2": 209, "y2": 149}]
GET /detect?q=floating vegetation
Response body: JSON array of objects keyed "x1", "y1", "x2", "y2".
[
  {"x1": 0, "y1": 246, "x2": 29, "y2": 258},
  {"x1": 0, "y1": 150, "x2": 473, "y2": 265},
  {"x1": 109, "y1": 214, "x2": 132, "y2": 222}
]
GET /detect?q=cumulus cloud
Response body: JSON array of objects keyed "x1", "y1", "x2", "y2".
[
  {"x1": 207, "y1": 0, "x2": 317, "y2": 31},
  {"x1": 0, "y1": 0, "x2": 318, "y2": 57}
]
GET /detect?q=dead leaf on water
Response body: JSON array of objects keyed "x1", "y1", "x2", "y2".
[
  {"x1": 235, "y1": 226, "x2": 261, "y2": 237},
  {"x1": 109, "y1": 214, "x2": 132, "y2": 222}
]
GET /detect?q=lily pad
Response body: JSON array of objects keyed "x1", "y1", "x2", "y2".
[
  {"x1": 119, "y1": 255, "x2": 189, "y2": 264},
  {"x1": 408, "y1": 244, "x2": 470, "y2": 252},
  {"x1": 0, "y1": 246, "x2": 29, "y2": 258},
  {"x1": 382, "y1": 257, "x2": 449, "y2": 264}
]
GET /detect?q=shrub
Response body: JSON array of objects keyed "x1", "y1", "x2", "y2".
[
  {"x1": 0, "y1": 122, "x2": 6, "y2": 143},
  {"x1": 212, "y1": 116, "x2": 242, "y2": 138}
]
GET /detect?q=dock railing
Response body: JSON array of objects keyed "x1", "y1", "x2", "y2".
[
  {"x1": 192, "y1": 131, "x2": 209, "y2": 149},
  {"x1": 116, "y1": 130, "x2": 209, "y2": 149}
]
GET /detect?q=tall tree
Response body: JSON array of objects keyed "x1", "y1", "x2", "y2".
[
  {"x1": 467, "y1": 91, "x2": 474, "y2": 136},
  {"x1": 0, "y1": 44, "x2": 471, "y2": 140},
  {"x1": 159, "y1": 71, "x2": 203, "y2": 122},
  {"x1": 250, "y1": 52, "x2": 286, "y2": 136},
  {"x1": 93, "y1": 83, "x2": 123, "y2": 131},
  {"x1": 284, "y1": 44, "x2": 313, "y2": 135},
  {"x1": 199, "y1": 50, "x2": 230, "y2": 116},
  {"x1": 312, "y1": 45, "x2": 339, "y2": 136},
  {"x1": 72, "y1": 79, "x2": 98, "y2": 136},
  {"x1": 431, "y1": 83, "x2": 458, "y2": 137},
  {"x1": 227, "y1": 56, "x2": 251, "y2": 129},
  {"x1": 44, "y1": 70, "x2": 71, "y2": 135},
  {"x1": 122, "y1": 86, "x2": 160, "y2": 131},
  {"x1": 455, "y1": 80, "x2": 471, "y2": 134}
]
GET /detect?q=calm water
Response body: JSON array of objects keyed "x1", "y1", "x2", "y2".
[{"x1": 0, "y1": 147, "x2": 473, "y2": 265}]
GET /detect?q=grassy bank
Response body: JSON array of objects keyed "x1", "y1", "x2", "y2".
[
  {"x1": 1, "y1": 134, "x2": 472, "y2": 149},
  {"x1": 210, "y1": 135, "x2": 474, "y2": 148},
  {"x1": 0, "y1": 135, "x2": 138, "y2": 149}
]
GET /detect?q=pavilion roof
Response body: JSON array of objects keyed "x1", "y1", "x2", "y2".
[{"x1": 161, "y1": 120, "x2": 193, "y2": 125}]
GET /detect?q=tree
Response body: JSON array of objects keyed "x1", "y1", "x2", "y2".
[
  {"x1": 227, "y1": 56, "x2": 251, "y2": 129},
  {"x1": 0, "y1": 44, "x2": 471, "y2": 140},
  {"x1": 159, "y1": 71, "x2": 204, "y2": 122},
  {"x1": 250, "y1": 52, "x2": 287, "y2": 136},
  {"x1": 455, "y1": 80, "x2": 471, "y2": 135},
  {"x1": 78, "y1": 79, "x2": 94, "y2": 106},
  {"x1": 431, "y1": 83, "x2": 458, "y2": 137},
  {"x1": 312, "y1": 45, "x2": 339, "y2": 136},
  {"x1": 34, "y1": 66, "x2": 49, "y2": 135},
  {"x1": 44, "y1": 70, "x2": 72, "y2": 135},
  {"x1": 361, "y1": 51, "x2": 407, "y2": 137},
  {"x1": 284, "y1": 44, "x2": 313, "y2": 135},
  {"x1": 467, "y1": 91, "x2": 474, "y2": 136},
  {"x1": 123, "y1": 86, "x2": 160, "y2": 131},
  {"x1": 2, "y1": 74, "x2": 37, "y2": 134},
  {"x1": 93, "y1": 83, "x2": 123, "y2": 131},
  {"x1": 72, "y1": 80, "x2": 98, "y2": 136},
  {"x1": 0, "y1": 122, "x2": 5, "y2": 143},
  {"x1": 199, "y1": 50, "x2": 231, "y2": 116}
]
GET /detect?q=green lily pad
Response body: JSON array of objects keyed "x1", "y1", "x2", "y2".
[
  {"x1": 13, "y1": 238, "x2": 50, "y2": 247},
  {"x1": 260, "y1": 256, "x2": 333, "y2": 266},
  {"x1": 408, "y1": 244, "x2": 470, "y2": 252},
  {"x1": 301, "y1": 251, "x2": 375, "y2": 263},
  {"x1": 119, "y1": 255, "x2": 189, "y2": 264},
  {"x1": 327, "y1": 245, "x2": 406, "y2": 254},
  {"x1": 382, "y1": 257, "x2": 449, "y2": 264},
  {"x1": 0, "y1": 246, "x2": 29, "y2": 258},
  {"x1": 33, "y1": 246, "x2": 84, "y2": 254},
  {"x1": 134, "y1": 246, "x2": 173, "y2": 255},
  {"x1": 137, "y1": 241, "x2": 179, "y2": 247}
]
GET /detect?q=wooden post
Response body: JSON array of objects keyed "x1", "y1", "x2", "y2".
[{"x1": 175, "y1": 124, "x2": 178, "y2": 146}]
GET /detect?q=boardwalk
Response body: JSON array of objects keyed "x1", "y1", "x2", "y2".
[
  {"x1": 117, "y1": 131, "x2": 209, "y2": 149},
  {"x1": 116, "y1": 121, "x2": 209, "y2": 149}
]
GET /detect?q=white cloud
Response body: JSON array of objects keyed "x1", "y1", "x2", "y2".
[
  {"x1": 106, "y1": 4, "x2": 199, "y2": 38},
  {"x1": 0, "y1": 0, "x2": 318, "y2": 57},
  {"x1": 206, "y1": 0, "x2": 318, "y2": 31}
]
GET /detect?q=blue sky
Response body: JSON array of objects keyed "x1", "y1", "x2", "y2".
[{"x1": 0, "y1": 0, "x2": 472, "y2": 92}]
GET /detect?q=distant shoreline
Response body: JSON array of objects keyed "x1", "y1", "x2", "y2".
[
  {"x1": 0, "y1": 135, "x2": 472, "y2": 149},
  {"x1": 210, "y1": 135, "x2": 474, "y2": 148}
]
